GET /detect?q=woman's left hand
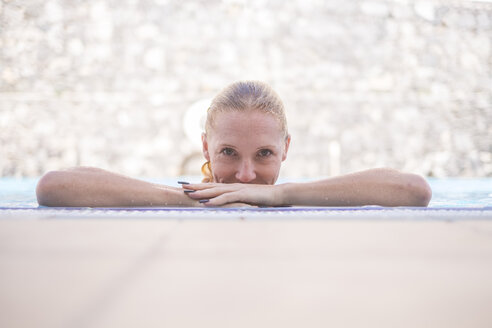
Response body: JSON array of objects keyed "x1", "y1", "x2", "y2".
[{"x1": 181, "y1": 183, "x2": 283, "y2": 207}]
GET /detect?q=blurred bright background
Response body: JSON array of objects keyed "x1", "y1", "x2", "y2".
[{"x1": 1, "y1": 0, "x2": 491, "y2": 178}]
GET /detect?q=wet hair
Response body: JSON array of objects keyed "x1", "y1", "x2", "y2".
[
  {"x1": 202, "y1": 80, "x2": 288, "y2": 182},
  {"x1": 205, "y1": 80, "x2": 288, "y2": 137}
]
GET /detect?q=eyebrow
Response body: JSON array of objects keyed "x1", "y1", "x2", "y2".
[
  {"x1": 217, "y1": 144, "x2": 278, "y2": 150},
  {"x1": 218, "y1": 144, "x2": 237, "y2": 149},
  {"x1": 256, "y1": 145, "x2": 277, "y2": 150}
]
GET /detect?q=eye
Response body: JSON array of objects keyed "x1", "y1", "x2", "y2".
[
  {"x1": 257, "y1": 149, "x2": 273, "y2": 158},
  {"x1": 220, "y1": 147, "x2": 236, "y2": 156}
]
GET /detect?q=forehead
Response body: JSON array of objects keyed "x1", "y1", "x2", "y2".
[{"x1": 209, "y1": 110, "x2": 284, "y2": 145}]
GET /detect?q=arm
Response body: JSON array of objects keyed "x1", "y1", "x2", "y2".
[
  {"x1": 36, "y1": 166, "x2": 199, "y2": 207},
  {"x1": 279, "y1": 168, "x2": 432, "y2": 207},
  {"x1": 182, "y1": 168, "x2": 432, "y2": 207}
]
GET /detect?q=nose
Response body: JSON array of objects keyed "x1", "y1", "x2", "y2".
[{"x1": 235, "y1": 159, "x2": 256, "y2": 183}]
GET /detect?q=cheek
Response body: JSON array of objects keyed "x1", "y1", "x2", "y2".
[
  {"x1": 256, "y1": 160, "x2": 283, "y2": 180},
  {"x1": 210, "y1": 158, "x2": 236, "y2": 179}
]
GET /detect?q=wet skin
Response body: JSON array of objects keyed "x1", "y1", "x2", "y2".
[
  {"x1": 181, "y1": 110, "x2": 431, "y2": 207},
  {"x1": 35, "y1": 110, "x2": 431, "y2": 207}
]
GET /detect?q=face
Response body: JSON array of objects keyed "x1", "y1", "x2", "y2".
[{"x1": 202, "y1": 110, "x2": 290, "y2": 184}]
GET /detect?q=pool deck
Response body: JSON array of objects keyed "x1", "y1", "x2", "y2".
[{"x1": 1, "y1": 212, "x2": 492, "y2": 328}]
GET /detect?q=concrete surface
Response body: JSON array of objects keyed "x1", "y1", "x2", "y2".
[{"x1": 1, "y1": 218, "x2": 492, "y2": 328}]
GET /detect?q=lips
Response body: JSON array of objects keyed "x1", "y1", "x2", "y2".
[{"x1": 217, "y1": 178, "x2": 269, "y2": 184}]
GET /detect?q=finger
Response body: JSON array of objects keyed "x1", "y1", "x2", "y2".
[
  {"x1": 219, "y1": 202, "x2": 256, "y2": 208},
  {"x1": 185, "y1": 185, "x2": 241, "y2": 200},
  {"x1": 181, "y1": 183, "x2": 220, "y2": 191},
  {"x1": 199, "y1": 200, "x2": 254, "y2": 208},
  {"x1": 204, "y1": 191, "x2": 244, "y2": 206}
]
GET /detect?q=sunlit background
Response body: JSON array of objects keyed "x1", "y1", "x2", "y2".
[{"x1": 1, "y1": 0, "x2": 491, "y2": 178}]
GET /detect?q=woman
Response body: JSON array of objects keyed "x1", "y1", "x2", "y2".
[{"x1": 36, "y1": 81, "x2": 432, "y2": 207}]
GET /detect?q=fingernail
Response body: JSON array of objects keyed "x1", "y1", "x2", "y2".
[
  {"x1": 183, "y1": 190, "x2": 195, "y2": 193},
  {"x1": 177, "y1": 181, "x2": 189, "y2": 185},
  {"x1": 199, "y1": 199, "x2": 209, "y2": 203}
]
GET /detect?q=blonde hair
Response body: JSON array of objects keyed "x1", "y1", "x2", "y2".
[{"x1": 202, "y1": 80, "x2": 288, "y2": 183}]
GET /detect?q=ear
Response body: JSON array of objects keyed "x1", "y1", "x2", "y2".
[
  {"x1": 282, "y1": 134, "x2": 291, "y2": 161},
  {"x1": 202, "y1": 133, "x2": 210, "y2": 161}
]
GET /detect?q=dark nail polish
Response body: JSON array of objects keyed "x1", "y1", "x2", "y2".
[
  {"x1": 177, "y1": 181, "x2": 189, "y2": 185},
  {"x1": 199, "y1": 199, "x2": 209, "y2": 203},
  {"x1": 183, "y1": 190, "x2": 195, "y2": 193}
]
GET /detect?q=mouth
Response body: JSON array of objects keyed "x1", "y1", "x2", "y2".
[{"x1": 219, "y1": 179, "x2": 270, "y2": 185}]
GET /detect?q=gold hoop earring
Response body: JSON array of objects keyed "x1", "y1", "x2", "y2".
[{"x1": 201, "y1": 161, "x2": 213, "y2": 183}]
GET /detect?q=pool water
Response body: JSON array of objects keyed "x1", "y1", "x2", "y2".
[{"x1": 0, "y1": 177, "x2": 491, "y2": 208}]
